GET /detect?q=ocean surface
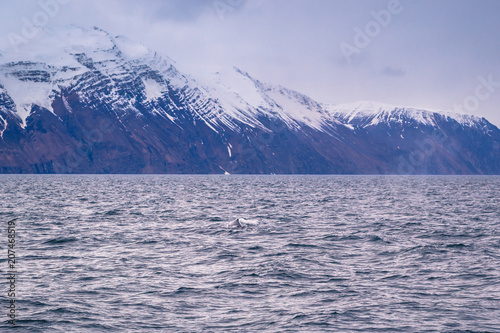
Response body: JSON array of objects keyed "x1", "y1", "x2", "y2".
[{"x1": 0, "y1": 175, "x2": 499, "y2": 332}]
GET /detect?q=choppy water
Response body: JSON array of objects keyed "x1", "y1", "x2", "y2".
[{"x1": 0, "y1": 175, "x2": 499, "y2": 332}]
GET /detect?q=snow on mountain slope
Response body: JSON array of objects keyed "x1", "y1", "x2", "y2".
[
  {"x1": 0, "y1": 26, "x2": 340, "y2": 134},
  {"x1": 0, "y1": 25, "x2": 493, "y2": 137},
  {"x1": 325, "y1": 101, "x2": 489, "y2": 129},
  {"x1": 0, "y1": 26, "x2": 197, "y2": 125},
  {"x1": 200, "y1": 67, "x2": 338, "y2": 131},
  {"x1": 0, "y1": 65, "x2": 55, "y2": 126},
  {"x1": 1, "y1": 26, "x2": 500, "y2": 175}
]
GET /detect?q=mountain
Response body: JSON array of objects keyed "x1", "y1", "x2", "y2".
[
  {"x1": 325, "y1": 102, "x2": 500, "y2": 174},
  {"x1": 0, "y1": 26, "x2": 499, "y2": 174}
]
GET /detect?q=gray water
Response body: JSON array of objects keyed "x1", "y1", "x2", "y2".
[{"x1": 0, "y1": 175, "x2": 499, "y2": 332}]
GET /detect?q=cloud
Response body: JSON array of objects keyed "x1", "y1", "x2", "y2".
[
  {"x1": 113, "y1": 0, "x2": 220, "y2": 22},
  {"x1": 382, "y1": 67, "x2": 406, "y2": 77}
]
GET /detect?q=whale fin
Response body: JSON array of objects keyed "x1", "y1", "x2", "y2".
[
  {"x1": 227, "y1": 218, "x2": 259, "y2": 229},
  {"x1": 228, "y1": 218, "x2": 245, "y2": 229}
]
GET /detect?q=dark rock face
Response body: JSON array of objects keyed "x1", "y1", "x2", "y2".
[{"x1": 341, "y1": 116, "x2": 500, "y2": 175}]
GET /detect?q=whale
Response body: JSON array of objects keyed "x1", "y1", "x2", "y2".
[
  {"x1": 228, "y1": 218, "x2": 246, "y2": 229},
  {"x1": 227, "y1": 218, "x2": 259, "y2": 229}
]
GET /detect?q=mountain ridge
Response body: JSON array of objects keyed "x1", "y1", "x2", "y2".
[{"x1": 0, "y1": 26, "x2": 499, "y2": 174}]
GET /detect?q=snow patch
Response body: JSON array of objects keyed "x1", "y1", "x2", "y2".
[
  {"x1": 62, "y1": 95, "x2": 72, "y2": 113},
  {"x1": 0, "y1": 73, "x2": 54, "y2": 124},
  {"x1": 0, "y1": 114, "x2": 6, "y2": 138},
  {"x1": 219, "y1": 165, "x2": 230, "y2": 175},
  {"x1": 143, "y1": 79, "x2": 164, "y2": 102}
]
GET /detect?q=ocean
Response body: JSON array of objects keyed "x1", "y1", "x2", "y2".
[{"x1": 1, "y1": 175, "x2": 499, "y2": 332}]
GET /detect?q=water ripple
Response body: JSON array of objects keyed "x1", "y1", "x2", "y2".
[{"x1": 0, "y1": 175, "x2": 499, "y2": 332}]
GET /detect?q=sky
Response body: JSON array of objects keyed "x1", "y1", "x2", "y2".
[{"x1": 1, "y1": 0, "x2": 500, "y2": 125}]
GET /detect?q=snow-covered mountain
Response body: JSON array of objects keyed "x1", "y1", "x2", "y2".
[
  {"x1": 1, "y1": 26, "x2": 499, "y2": 174},
  {"x1": 325, "y1": 101, "x2": 492, "y2": 129},
  {"x1": 0, "y1": 26, "x2": 338, "y2": 133}
]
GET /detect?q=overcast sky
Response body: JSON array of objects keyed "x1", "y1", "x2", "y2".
[{"x1": 1, "y1": 0, "x2": 499, "y2": 125}]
